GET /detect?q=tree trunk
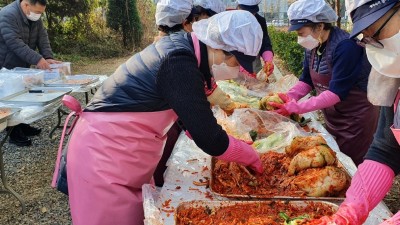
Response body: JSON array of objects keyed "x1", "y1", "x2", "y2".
[{"x1": 336, "y1": 0, "x2": 341, "y2": 28}]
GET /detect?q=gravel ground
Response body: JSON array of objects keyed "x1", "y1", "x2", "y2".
[
  {"x1": 0, "y1": 102, "x2": 74, "y2": 224},
  {"x1": 0, "y1": 58, "x2": 399, "y2": 224}
]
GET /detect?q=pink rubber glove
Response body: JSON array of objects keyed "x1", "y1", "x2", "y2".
[
  {"x1": 380, "y1": 211, "x2": 400, "y2": 225},
  {"x1": 269, "y1": 91, "x2": 340, "y2": 116},
  {"x1": 311, "y1": 160, "x2": 395, "y2": 225},
  {"x1": 262, "y1": 51, "x2": 274, "y2": 76},
  {"x1": 216, "y1": 136, "x2": 263, "y2": 173},
  {"x1": 287, "y1": 81, "x2": 313, "y2": 101}
]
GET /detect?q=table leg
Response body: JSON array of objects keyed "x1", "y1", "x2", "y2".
[
  {"x1": 0, "y1": 127, "x2": 26, "y2": 214},
  {"x1": 49, "y1": 108, "x2": 69, "y2": 139}
]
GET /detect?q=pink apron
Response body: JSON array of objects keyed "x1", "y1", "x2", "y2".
[
  {"x1": 55, "y1": 96, "x2": 177, "y2": 225},
  {"x1": 309, "y1": 50, "x2": 379, "y2": 165},
  {"x1": 390, "y1": 91, "x2": 400, "y2": 144}
]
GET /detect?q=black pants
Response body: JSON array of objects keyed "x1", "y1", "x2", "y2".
[{"x1": 153, "y1": 122, "x2": 182, "y2": 187}]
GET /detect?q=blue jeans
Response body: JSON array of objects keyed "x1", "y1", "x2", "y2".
[{"x1": 365, "y1": 106, "x2": 400, "y2": 175}]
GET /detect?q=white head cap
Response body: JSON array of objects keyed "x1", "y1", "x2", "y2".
[
  {"x1": 155, "y1": 0, "x2": 193, "y2": 27},
  {"x1": 194, "y1": 0, "x2": 226, "y2": 14},
  {"x1": 237, "y1": 0, "x2": 262, "y2": 5},
  {"x1": 287, "y1": 0, "x2": 338, "y2": 31},
  {"x1": 192, "y1": 10, "x2": 262, "y2": 56}
]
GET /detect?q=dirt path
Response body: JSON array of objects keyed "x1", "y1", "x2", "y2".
[{"x1": 72, "y1": 55, "x2": 132, "y2": 75}]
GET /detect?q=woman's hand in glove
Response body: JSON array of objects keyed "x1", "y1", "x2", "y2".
[
  {"x1": 216, "y1": 135, "x2": 263, "y2": 173},
  {"x1": 262, "y1": 51, "x2": 274, "y2": 76}
]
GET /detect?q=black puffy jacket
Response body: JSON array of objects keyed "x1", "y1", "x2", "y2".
[
  {"x1": 86, "y1": 32, "x2": 230, "y2": 156},
  {"x1": 86, "y1": 32, "x2": 194, "y2": 112}
]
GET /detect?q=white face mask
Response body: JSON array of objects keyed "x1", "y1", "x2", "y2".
[
  {"x1": 27, "y1": 11, "x2": 42, "y2": 21},
  {"x1": 297, "y1": 35, "x2": 320, "y2": 50},
  {"x1": 366, "y1": 31, "x2": 400, "y2": 78},
  {"x1": 211, "y1": 52, "x2": 240, "y2": 81}
]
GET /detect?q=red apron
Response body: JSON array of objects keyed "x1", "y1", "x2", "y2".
[
  {"x1": 60, "y1": 95, "x2": 177, "y2": 225},
  {"x1": 310, "y1": 50, "x2": 379, "y2": 165}
]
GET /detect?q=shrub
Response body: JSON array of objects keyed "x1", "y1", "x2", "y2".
[
  {"x1": 268, "y1": 26, "x2": 304, "y2": 77},
  {"x1": 107, "y1": 0, "x2": 143, "y2": 50}
]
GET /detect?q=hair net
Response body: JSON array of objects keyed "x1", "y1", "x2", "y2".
[
  {"x1": 237, "y1": 0, "x2": 262, "y2": 5},
  {"x1": 194, "y1": 0, "x2": 226, "y2": 13},
  {"x1": 155, "y1": 0, "x2": 193, "y2": 27},
  {"x1": 192, "y1": 10, "x2": 262, "y2": 56},
  {"x1": 287, "y1": 0, "x2": 338, "y2": 23}
]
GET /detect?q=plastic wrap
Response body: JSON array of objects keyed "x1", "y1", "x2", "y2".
[
  {"x1": 216, "y1": 80, "x2": 261, "y2": 108},
  {"x1": 217, "y1": 74, "x2": 299, "y2": 107},
  {"x1": 47, "y1": 62, "x2": 71, "y2": 80},
  {"x1": 142, "y1": 184, "x2": 163, "y2": 225},
  {"x1": 142, "y1": 112, "x2": 393, "y2": 225},
  {"x1": 213, "y1": 107, "x2": 305, "y2": 152},
  {"x1": 143, "y1": 133, "x2": 392, "y2": 225},
  {"x1": 10, "y1": 68, "x2": 45, "y2": 87},
  {"x1": 140, "y1": 68, "x2": 392, "y2": 224},
  {"x1": 0, "y1": 100, "x2": 61, "y2": 126},
  {"x1": 265, "y1": 74, "x2": 299, "y2": 94},
  {"x1": 0, "y1": 69, "x2": 25, "y2": 98}
]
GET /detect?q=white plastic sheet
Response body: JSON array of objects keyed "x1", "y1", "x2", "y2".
[{"x1": 143, "y1": 111, "x2": 393, "y2": 225}]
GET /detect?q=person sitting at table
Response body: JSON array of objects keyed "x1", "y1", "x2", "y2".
[
  {"x1": 63, "y1": 10, "x2": 264, "y2": 225},
  {"x1": 0, "y1": 0, "x2": 61, "y2": 146},
  {"x1": 270, "y1": 0, "x2": 379, "y2": 166}
]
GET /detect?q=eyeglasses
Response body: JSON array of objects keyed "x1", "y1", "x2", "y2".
[{"x1": 357, "y1": 7, "x2": 400, "y2": 49}]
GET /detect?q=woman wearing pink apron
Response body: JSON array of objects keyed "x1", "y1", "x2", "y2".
[
  {"x1": 52, "y1": 9, "x2": 265, "y2": 225},
  {"x1": 303, "y1": 0, "x2": 400, "y2": 224},
  {"x1": 153, "y1": 2, "x2": 244, "y2": 187},
  {"x1": 271, "y1": 0, "x2": 379, "y2": 166}
]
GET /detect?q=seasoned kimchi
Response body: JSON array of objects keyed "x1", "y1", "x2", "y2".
[
  {"x1": 211, "y1": 136, "x2": 350, "y2": 197},
  {"x1": 175, "y1": 201, "x2": 337, "y2": 225}
]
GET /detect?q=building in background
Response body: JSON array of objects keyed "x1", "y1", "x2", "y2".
[
  {"x1": 222, "y1": 0, "x2": 237, "y2": 9},
  {"x1": 221, "y1": 0, "x2": 289, "y2": 26},
  {"x1": 260, "y1": 0, "x2": 289, "y2": 26}
]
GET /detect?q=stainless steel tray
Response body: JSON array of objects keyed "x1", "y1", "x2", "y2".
[
  {"x1": 0, "y1": 87, "x2": 72, "y2": 106},
  {"x1": 44, "y1": 75, "x2": 99, "y2": 87},
  {"x1": 0, "y1": 107, "x2": 20, "y2": 123},
  {"x1": 175, "y1": 200, "x2": 338, "y2": 224},
  {"x1": 210, "y1": 156, "x2": 351, "y2": 201}
]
